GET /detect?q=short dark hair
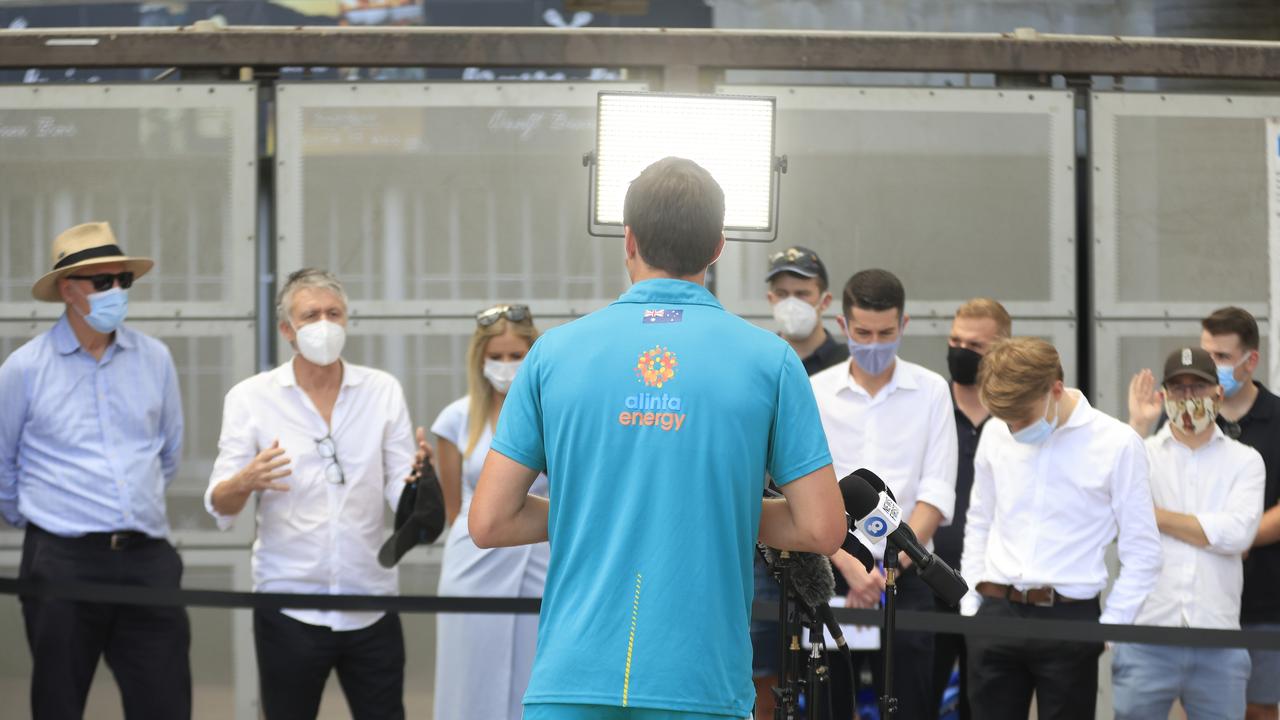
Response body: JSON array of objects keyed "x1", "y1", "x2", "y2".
[
  {"x1": 623, "y1": 157, "x2": 725, "y2": 277},
  {"x1": 842, "y1": 268, "x2": 905, "y2": 318},
  {"x1": 1202, "y1": 306, "x2": 1259, "y2": 351}
]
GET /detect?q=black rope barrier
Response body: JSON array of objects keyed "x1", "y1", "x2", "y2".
[{"x1": 4, "y1": 577, "x2": 1280, "y2": 650}]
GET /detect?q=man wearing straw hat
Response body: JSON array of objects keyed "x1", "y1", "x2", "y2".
[{"x1": 0, "y1": 222, "x2": 190, "y2": 719}]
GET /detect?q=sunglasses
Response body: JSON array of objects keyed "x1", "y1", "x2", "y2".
[
  {"x1": 768, "y1": 248, "x2": 817, "y2": 265},
  {"x1": 66, "y1": 271, "x2": 135, "y2": 292},
  {"x1": 476, "y1": 304, "x2": 532, "y2": 327},
  {"x1": 314, "y1": 434, "x2": 345, "y2": 485}
]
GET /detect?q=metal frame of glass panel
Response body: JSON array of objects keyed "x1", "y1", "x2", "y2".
[
  {"x1": 1092, "y1": 318, "x2": 1272, "y2": 419},
  {"x1": 273, "y1": 82, "x2": 647, "y2": 320},
  {"x1": 711, "y1": 85, "x2": 1078, "y2": 321},
  {"x1": 0, "y1": 319, "x2": 257, "y2": 549},
  {"x1": 1092, "y1": 91, "x2": 1280, "y2": 320},
  {"x1": 0, "y1": 84, "x2": 259, "y2": 321}
]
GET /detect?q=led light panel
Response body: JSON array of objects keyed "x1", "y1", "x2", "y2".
[{"x1": 593, "y1": 92, "x2": 776, "y2": 232}]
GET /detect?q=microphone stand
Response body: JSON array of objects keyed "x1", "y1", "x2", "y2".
[
  {"x1": 880, "y1": 546, "x2": 900, "y2": 719},
  {"x1": 763, "y1": 549, "x2": 830, "y2": 720}
]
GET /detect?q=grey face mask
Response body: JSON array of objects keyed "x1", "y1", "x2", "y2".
[{"x1": 847, "y1": 335, "x2": 901, "y2": 375}]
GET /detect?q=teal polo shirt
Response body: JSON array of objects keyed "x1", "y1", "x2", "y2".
[{"x1": 491, "y1": 278, "x2": 833, "y2": 717}]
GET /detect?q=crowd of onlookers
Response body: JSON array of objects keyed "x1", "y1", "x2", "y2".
[{"x1": 2, "y1": 218, "x2": 1276, "y2": 720}]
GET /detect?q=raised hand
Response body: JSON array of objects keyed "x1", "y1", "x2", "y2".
[
  {"x1": 1127, "y1": 368, "x2": 1163, "y2": 437},
  {"x1": 238, "y1": 439, "x2": 291, "y2": 493}
]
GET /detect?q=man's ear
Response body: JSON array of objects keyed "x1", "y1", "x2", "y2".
[
  {"x1": 817, "y1": 291, "x2": 833, "y2": 314},
  {"x1": 623, "y1": 226, "x2": 638, "y2": 260},
  {"x1": 707, "y1": 233, "x2": 726, "y2": 266}
]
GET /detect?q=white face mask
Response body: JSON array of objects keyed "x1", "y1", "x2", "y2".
[
  {"x1": 484, "y1": 358, "x2": 522, "y2": 394},
  {"x1": 294, "y1": 320, "x2": 346, "y2": 366},
  {"x1": 772, "y1": 296, "x2": 819, "y2": 340}
]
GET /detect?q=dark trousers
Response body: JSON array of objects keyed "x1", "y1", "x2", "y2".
[
  {"x1": 966, "y1": 597, "x2": 1104, "y2": 720},
  {"x1": 254, "y1": 608, "x2": 406, "y2": 720},
  {"x1": 825, "y1": 571, "x2": 936, "y2": 720},
  {"x1": 19, "y1": 524, "x2": 192, "y2": 720},
  {"x1": 931, "y1": 596, "x2": 970, "y2": 720}
]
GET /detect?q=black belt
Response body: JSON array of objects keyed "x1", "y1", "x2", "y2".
[{"x1": 32, "y1": 525, "x2": 154, "y2": 551}]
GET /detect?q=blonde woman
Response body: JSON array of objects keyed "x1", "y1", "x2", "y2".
[{"x1": 432, "y1": 304, "x2": 548, "y2": 720}]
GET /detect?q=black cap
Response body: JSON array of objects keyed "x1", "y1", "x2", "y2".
[
  {"x1": 1162, "y1": 347, "x2": 1218, "y2": 386},
  {"x1": 766, "y1": 246, "x2": 828, "y2": 288}
]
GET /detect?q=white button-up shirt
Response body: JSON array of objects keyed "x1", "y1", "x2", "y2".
[
  {"x1": 959, "y1": 390, "x2": 1163, "y2": 624},
  {"x1": 204, "y1": 359, "x2": 415, "y2": 631},
  {"x1": 810, "y1": 357, "x2": 958, "y2": 559},
  {"x1": 1137, "y1": 425, "x2": 1265, "y2": 630}
]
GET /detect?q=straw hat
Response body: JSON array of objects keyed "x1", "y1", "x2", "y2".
[{"x1": 31, "y1": 222, "x2": 154, "y2": 302}]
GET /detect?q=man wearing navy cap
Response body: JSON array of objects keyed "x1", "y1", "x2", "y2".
[
  {"x1": 1113, "y1": 347, "x2": 1263, "y2": 718},
  {"x1": 766, "y1": 246, "x2": 848, "y2": 376}
]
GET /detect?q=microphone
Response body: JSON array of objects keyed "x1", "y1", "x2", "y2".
[
  {"x1": 759, "y1": 545, "x2": 834, "y2": 610},
  {"x1": 763, "y1": 486, "x2": 874, "y2": 573},
  {"x1": 839, "y1": 468, "x2": 969, "y2": 607},
  {"x1": 757, "y1": 545, "x2": 851, "y2": 655}
]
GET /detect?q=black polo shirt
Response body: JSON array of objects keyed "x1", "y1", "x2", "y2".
[
  {"x1": 933, "y1": 392, "x2": 987, "y2": 570},
  {"x1": 801, "y1": 328, "x2": 849, "y2": 376},
  {"x1": 1234, "y1": 382, "x2": 1280, "y2": 624}
]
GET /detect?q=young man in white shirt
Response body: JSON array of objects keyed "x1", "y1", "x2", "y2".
[
  {"x1": 810, "y1": 268, "x2": 959, "y2": 720},
  {"x1": 1128, "y1": 307, "x2": 1280, "y2": 720},
  {"x1": 1112, "y1": 346, "x2": 1264, "y2": 719},
  {"x1": 960, "y1": 337, "x2": 1162, "y2": 720},
  {"x1": 205, "y1": 268, "x2": 427, "y2": 720}
]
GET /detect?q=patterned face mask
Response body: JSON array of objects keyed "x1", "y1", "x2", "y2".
[{"x1": 1163, "y1": 394, "x2": 1219, "y2": 435}]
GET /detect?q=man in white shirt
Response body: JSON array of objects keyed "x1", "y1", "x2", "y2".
[
  {"x1": 1112, "y1": 347, "x2": 1264, "y2": 719},
  {"x1": 960, "y1": 337, "x2": 1162, "y2": 720},
  {"x1": 205, "y1": 268, "x2": 425, "y2": 720},
  {"x1": 810, "y1": 268, "x2": 959, "y2": 720}
]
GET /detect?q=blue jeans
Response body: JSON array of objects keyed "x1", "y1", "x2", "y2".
[{"x1": 1111, "y1": 643, "x2": 1250, "y2": 720}]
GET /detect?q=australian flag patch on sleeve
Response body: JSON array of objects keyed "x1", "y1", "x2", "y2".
[{"x1": 642, "y1": 309, "x2": 683, "y2": 324}]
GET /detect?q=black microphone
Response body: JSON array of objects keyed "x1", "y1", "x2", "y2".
[{"x1": 839, "y1": 468, "x2": 969, "y2": 607}]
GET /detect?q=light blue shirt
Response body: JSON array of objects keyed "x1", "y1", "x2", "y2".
[
  {"x1": 493, "y1": 279, "x2": 833, "y2": 717},
  {"x1": 0, "y1": 315, "x2": 183, "y2": 537}
]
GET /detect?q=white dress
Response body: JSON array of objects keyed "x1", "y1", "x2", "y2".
[{"x1": 431, "y1": 396, "x2": 549, "y2": 720}]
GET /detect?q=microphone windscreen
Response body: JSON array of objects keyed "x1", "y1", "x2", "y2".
[
  {"x1": 853, "y1": 467, "x2": 896, "y2": 501},
  {"x1": 838, "y1": 471, "x2": 881, "y2": 517},
  {"x1": 788, "y1": 551, "x2": 836, "y2": 609},
  {"x1": 758, "y1": 547, "x2": 836, "y2": 610}
]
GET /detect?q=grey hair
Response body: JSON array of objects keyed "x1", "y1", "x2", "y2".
[{"x1": 275, "y1": 268, "x2": 349, "y2": 324}]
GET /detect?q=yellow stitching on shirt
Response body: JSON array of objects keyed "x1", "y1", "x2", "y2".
[{"x1": 622, "y1": 572, "x2": 642, "y2": 707}]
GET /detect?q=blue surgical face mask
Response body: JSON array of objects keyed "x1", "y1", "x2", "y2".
[
  {"x1": 1216, "y1": 355, "x2": 1250, "y2": 398},
  {"x1": 80, "y1": 287, "x2": 128, "y2": 334},
  {"x1": 847, "y1": 336, "x2": 901, "y2": 376},
  {"x1": 1012, "y1": 393, "x2": 1059, "y2": 445}
]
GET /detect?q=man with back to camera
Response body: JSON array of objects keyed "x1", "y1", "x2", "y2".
[
  {"x1": 962, "y1": 337, "x2": 1162, "y2": 720},
  {"x1": 0, "y1": 221, "x2": 191, "y2": 719},
  {"x1": 1128, "y1": 306, "x2": 1280, "y2": 720},
  {"x1": 929, "y1": 297, "x2": 1012, "y2": 720},
  {"x1": 468, "y1": 156, "x2": 848, "y2": 720},
  {"x1": 1112, "y1": 346, "x2": 1263, "y2": 719},
  {"x1": 808, "y1": 268, "x2": 959, "y2": 720},
  {"x1": 750, "y1": 244, "x2": 849, "y2": 717}
]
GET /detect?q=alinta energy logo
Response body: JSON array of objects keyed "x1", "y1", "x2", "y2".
[{"x1": 620, "y1": 345, "x2": 686, "y2": 432}]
